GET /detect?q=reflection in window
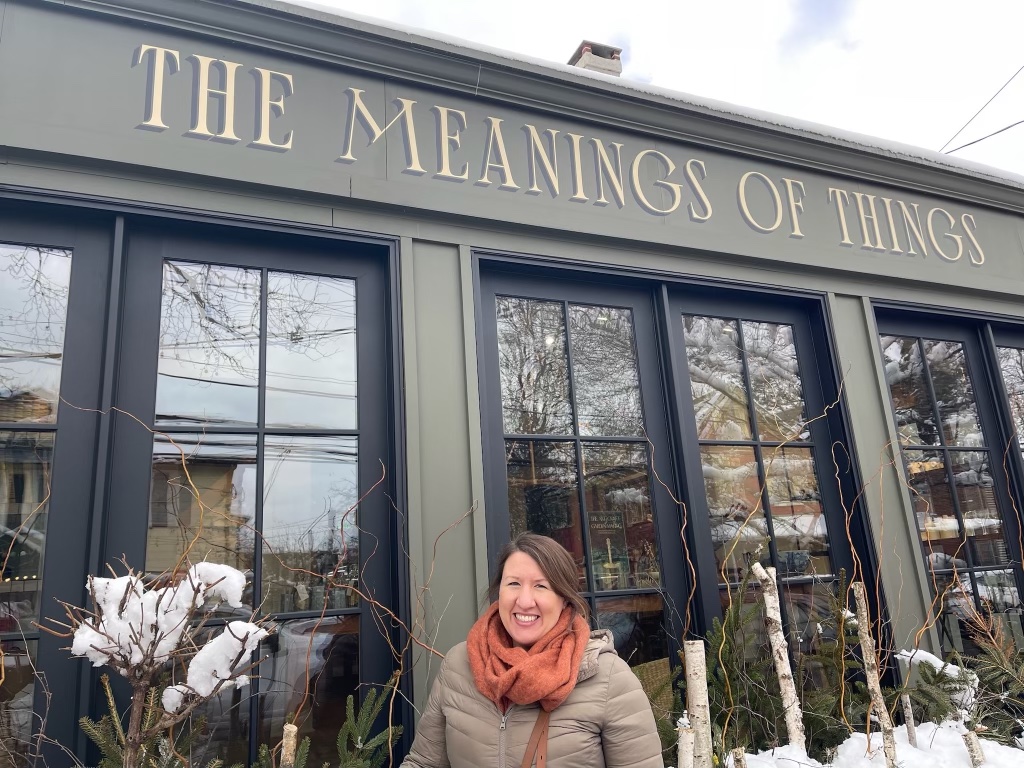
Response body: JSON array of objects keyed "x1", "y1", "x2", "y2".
[
  {"x1": 685, "y1": 313, "x2": 834, "y2": 680},
  {"x1": 0, "y1": 246, "x2": 72, "y2": 425},
  {"x1": 146, "y1": 434, "x2": 256, "y2": 612},
  {"x1": 149, "y1": 263, "x2": 363, "y2": 617},
  {"x1": 684, "y1": 316, "x2": 832, "y2": 584},
  {"x1": 0, "y1": 433, "x2": 51, "y2": 634},
  {"x1": 262, "y1": 436, "x2": 359, "y2": 614},
  {"x1": 0, "y1": 244, "x2": 71, "y2": 753},
  {"x1": 881, "y1": 334, "x2": 1015, "y2": 653},
  {"x1": 569, "y1": 306, "x2": 643, "y2": 436},
  {"x1": 156, "y1": 265, "x2": 357, "y2": 430},
  {"x1": 0, "y1": 638, "x2": 36, "y2": 763},
  {"x1": 998, "y1": 346, "x2": 1024, "y2": 449},
  {"x1": 265, "y1": 274, "x2": 357, "y2": 430},
  {"x1": 156, "y1": 263, "x2": 261, "y2": 427},
  {"x1": 497, "y1": 298, "x2": 572, "y2": 435},
  {"x1": 497, "y1": 296, "x2": 663, "y2": 649},
  {"x1": 258, "y1": 616, "x2": 359, "y2": 767}
]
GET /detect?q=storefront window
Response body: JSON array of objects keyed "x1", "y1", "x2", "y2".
[
  {"x1": 683, "y1": 315, "x2": 835, "y2": 669},
  {"x1": 148, "y1": 260, "x2": 363, "y2": 760},
  {"x1": 0, "y1": 244, "x2": 72, "y2": 762},
  {"x1": 484, "y1": 272, "x2": 859, "y2": 681},
  {"x1": 880, "y1": 334, "x2": 1020, "y2": 653},
  {"x1": 496, "y1": 294, "x2": 665, "y2": 664}
]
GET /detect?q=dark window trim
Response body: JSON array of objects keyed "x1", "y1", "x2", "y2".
[
  {"x1": 474, "y1": 249, "x2": 878, "y2": 647},
  {"x1": 874, "y1": 306, "x2": 1024, "y2": 655},
  {"x1": 1, "y1": 195, "x2": 409, "y2": 766}
]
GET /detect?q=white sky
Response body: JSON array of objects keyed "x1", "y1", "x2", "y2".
[{"x1": 293, "y1": 0, "x2": 1024, "y2": 178}]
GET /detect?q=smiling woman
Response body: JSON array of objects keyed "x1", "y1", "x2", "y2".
[{"x1": 400, "y1": 533, "x2": 663, "y2": 768}]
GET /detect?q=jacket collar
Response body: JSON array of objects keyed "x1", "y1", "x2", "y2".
[{"x1": 577, "y1": 629, "x2": 616, "y2": 683}]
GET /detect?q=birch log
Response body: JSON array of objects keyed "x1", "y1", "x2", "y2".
[
  {"x1": 750, "y1": 562, "x2": 806, "y2": 754},
  {"x1": 962, "y1": 731, "x2": 985, "y2": 768},
  {"x1": 677, "y1": 713, "x2": 695, "y2": 768},
  {"x1": 684, "y1": 640, "x2": 714, "y2": 768},
  {"x1": 731, "y1": 748, "x2": 748, "y2": 768},
  {"x1": 852, "y1": 582, "x2": 896, "y2": 768},
  {"x1": 281, "y1": 723, "x2": 298, "y2": 768},
  {"x1": 901, "y1": 693, "x2": 917, "y2": 748}
]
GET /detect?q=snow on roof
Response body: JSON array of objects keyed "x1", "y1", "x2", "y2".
[{"x1": 238, "y1": 0, "x2": 1024, "y2": 191}]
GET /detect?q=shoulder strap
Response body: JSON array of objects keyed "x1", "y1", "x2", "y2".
[{"x1": 520, "y1": 709, "x2": 550, "y2": 768}]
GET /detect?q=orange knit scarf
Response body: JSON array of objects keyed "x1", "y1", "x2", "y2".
[{"x1": 466, "y1": 603, "x2": 590, "y2": 712}]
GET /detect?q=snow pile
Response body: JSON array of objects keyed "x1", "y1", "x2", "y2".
[
  {"x1": 670, "y1": 721, "x2": 1021, "y2": 768},
  {"x1": 830, "y1": 720, "x2": 1020, "y2": 768},
  {"x1": 70, "y1": 563, "x2": 248, "y2": 669},
  {"x1": 897, "y1": 648, "x2": 979, "y2": 713},
  {"x1": 161, "y1": 620, "x2": 267, "y2": 714}
]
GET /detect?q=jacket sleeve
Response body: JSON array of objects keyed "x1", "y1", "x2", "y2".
[
  {"x1": 400, "y1": 657, "x2": 452, "y2": 768},
  {"x1": 600, "y1": 656, "x2": 665, "y2": 768}
]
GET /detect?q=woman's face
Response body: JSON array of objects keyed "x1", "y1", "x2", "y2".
[{"x1": 498, "y1": 551, "x2": 567, "y2": 649}]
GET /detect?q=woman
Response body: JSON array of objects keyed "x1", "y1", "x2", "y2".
[{"x1": 401, "y1": 533, "x2": 664, "y2": 768}]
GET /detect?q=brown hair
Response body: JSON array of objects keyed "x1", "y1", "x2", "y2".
[{"x1": 486, "y1": 532, "x2": 590, "y2": 622}]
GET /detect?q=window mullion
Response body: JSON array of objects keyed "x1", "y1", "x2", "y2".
[
  {"x1": 918, "y1": 339, "x2": 979, "y2": 574},
  {"x1": 562, "y1": 301, "x2": 594, "y2": 594}
]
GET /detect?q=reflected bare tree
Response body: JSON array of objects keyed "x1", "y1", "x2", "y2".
[{"x1": 0, "y1": 247, "x2": 71, "y2": 419}]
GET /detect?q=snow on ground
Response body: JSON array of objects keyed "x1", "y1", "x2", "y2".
[{"x1": 737, "y1": 721, "x2": 1019, "y2": 768}]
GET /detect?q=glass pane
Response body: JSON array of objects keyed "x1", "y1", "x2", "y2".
[
  {"x1": 997, "y1": 346, "x2": 1024, "y2": 449},
  {"x1": 0, "y1": 638, "x2": 36, "y2": 762},
  {"x1": 497, "y1": 298, "x2": 573, "y2": 436},
  {"x1": 0, "y1": 431, "x2": 52, "y2": 633},
  {"x1": 262, "y1": 436, "x2": 359, "y2": 614},
  {"x1": 177, "y1": 626, "x2": 251, "y2": 767},
  {"x1": 976, "y1": 569, "x2": 1022, "y2": 615},
  {"x1": 259, "y1": 615, "x2": 359, "y2": 768},
  {"x1": 505, "y1": 440, "x2": 583, "y2": 586},
  {"x1": 764, "y1": 447, "x2": 831, "y2": 578},
  {"x1": 949, "y1": 451, "x2": 1007, "y2": 567},
  {"x1": 719, "y1": 586, "x2": 769, "y2": 660},
  {"x1": 683, "y1": 316, "x2": 752, "y2": 440},
  {"x1": 156, "y1": 262, "x2": 261, "y2": 427},
  {"x1": 783, "y1": 582, "x2": 838, "y2": 689},
  {"x1": 146, "y1": 434, "x2": 256, "y2": 614},
  {"x1": 923, "y1": 340, "x2": 983, "y2": 448},
  {"x1": 265, "y1": 274, "x2": 357, "y2": 430},
  {"x1": 905, "y1": 450, "x2": 965, "y2": 572},
  {"x1": 880, "y1": 336, "x2": 938, "y2": 446},
  {"x1": 742, "y1": 321, "x2": 807, "y2": 442},
  {"x1": 569, "y1": 305, "x2": 643, "y2": 436},
  {"x1": 0, "y1": 245, "x2": 72, "y2": 424},
  {"x1": 594, "y1": 593, "x2": 668, "y2": 667},
  {"x1": 701, "y1": 445, "x2": 768, "y2": 583},
  {"x1": 933, "y1": 574, "x2": 1024, "y2": 656},
  {"x1": 581, "y1": 442, "x2": 659, "y2": 591}
]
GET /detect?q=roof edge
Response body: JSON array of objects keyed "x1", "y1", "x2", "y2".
[{"x1": 37, "y1": 0, "x2": 1024, "y2": 211}]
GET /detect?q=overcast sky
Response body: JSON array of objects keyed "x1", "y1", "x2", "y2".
[{"x1": 294, "y1": 0, "x2": 1024, "y2": 179}]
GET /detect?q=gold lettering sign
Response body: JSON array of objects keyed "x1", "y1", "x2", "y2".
[{"x1": 131, "y1": 41, "x2": 986, "y2": 268}]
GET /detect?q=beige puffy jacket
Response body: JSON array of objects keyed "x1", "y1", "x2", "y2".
[{"x1": 400, "y1": 630, "x2": 665, "y2": 768}]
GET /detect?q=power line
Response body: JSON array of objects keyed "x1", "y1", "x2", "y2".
[
  {"x1": 946, "y1": 119, "x2": 1024, "y2": 155},
  {"x1": 939, "y1": 61, "x2": 1024, "y2": 153}
]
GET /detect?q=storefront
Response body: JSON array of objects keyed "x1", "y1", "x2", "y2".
[{"x1": 2, "y1": 0, "x2": 1023, "y2": 764}]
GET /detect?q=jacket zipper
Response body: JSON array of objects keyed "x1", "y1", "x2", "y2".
[{"x1": 498, "y1": 706, "x2": 513, "y2": 768}]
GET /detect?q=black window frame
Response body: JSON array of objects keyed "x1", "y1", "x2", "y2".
[
  {"x1": 876, "y1": 306, "x2": 1024, "y2": 654},
  {"x1": 0, "y1": 201, "x2": 113, "y2": 763},
  {"x1": 477, "y1": 251, "x2": 876, "y2": 650},
  {"x1": 99, "y1": 219, "x2": 405, "y2": 766}
]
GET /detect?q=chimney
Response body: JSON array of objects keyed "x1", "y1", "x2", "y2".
[{"x1": 568, "y1": 40, "x2": 622, "y2": 77}]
